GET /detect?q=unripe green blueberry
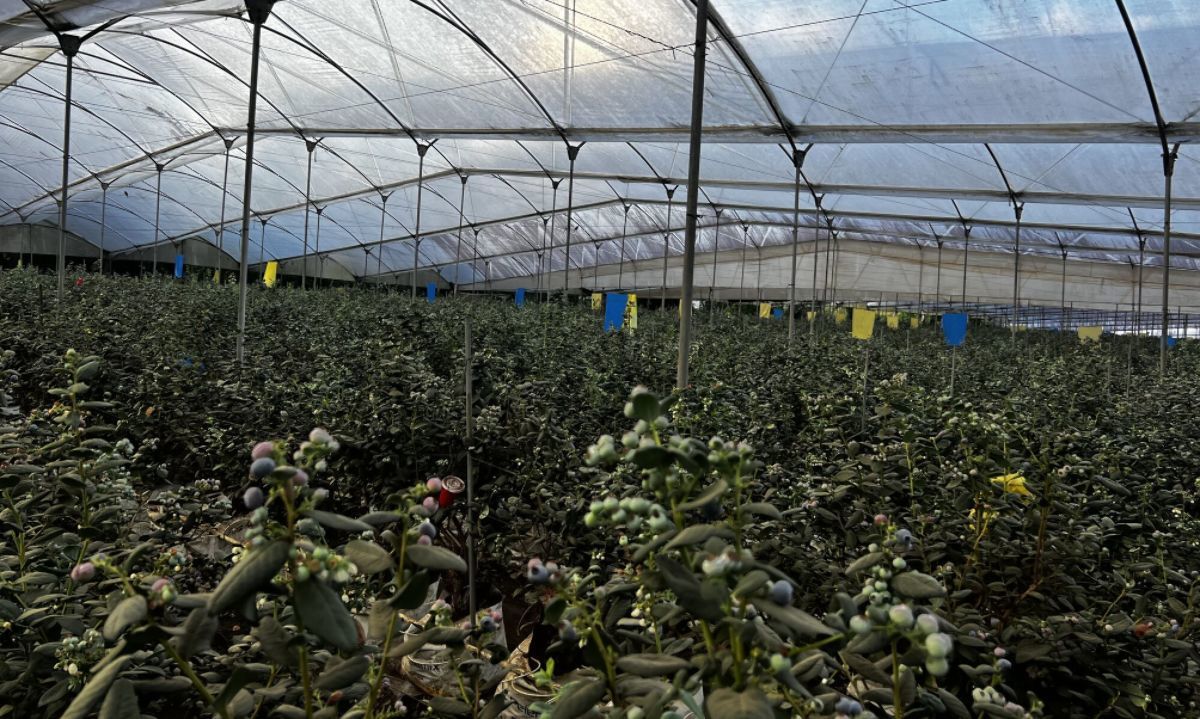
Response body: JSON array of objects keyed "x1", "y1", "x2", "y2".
[
  {"x1": 892, "y1": 557, "x2": 907, "y2": 570},
  {"x1": 849, "y1": 615, "x2": 872, "y2": 634},
  {"x1": 769, "y1": 654, "x2": 789, "y2": 673},
  {"x1": 584, "y1": 512, "x2": 599, "y2": 528},
  {"x1": 925, "y1": 657, "x2": 949, "y2": 676},
  {"x1": 612, "y1": 509, "x2": 627, "y2": 524},
  {"x1": 888, "y1": 604, "x2": 914, "y2": 628},
  {"x1": 925, "y1": 632, "x2": 953, "y2": 658},
  {"x1": 603, "y1": 497, "x2": 619, "y2": 512},
  {"x1": 916, "y1": 614, "x2": 939, "y2": 635}
]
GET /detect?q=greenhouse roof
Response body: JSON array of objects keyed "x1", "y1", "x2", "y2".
[{"x1": 1, "y1": 0, "x2": 1199, "y2": 303}]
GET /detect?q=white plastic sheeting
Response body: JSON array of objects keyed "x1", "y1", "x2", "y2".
[{"x1": 0, "y1": 0, "x2": 1198, "y2": 309}]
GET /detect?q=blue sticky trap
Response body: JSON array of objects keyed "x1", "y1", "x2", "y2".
[
  {"x1": 426, "y1": 282, "x2": 436, "y2": 303},
  {"x1": 942, "y1": 312, "x2": 968, "y2": 347},
  {"x1": 515, "y1": 288, "x2": 526, "y2": 307},
  {"x1": 1167, "y1": 336, "x2": 1178, "y2": 348},
  {"x1": 604, "y1": 292, "x2": 629, "y2": 332},
  {"x1": 772, "y1": 308, "x2": 783, "y2": 320},
  {"x1": 174, "y1": 255, "x2": 184, "y2": 278}
]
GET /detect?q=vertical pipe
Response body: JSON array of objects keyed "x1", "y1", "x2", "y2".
[
  {"x1": 152, "y1": 163, "x2": 163, "y2": 276},
  {"x1": 301, "y1": 139, "x2": 316, "y2": 290},
  {"x1": 453, "y1": 174, "x2": 467, "y2": 296},
  {"x1": 822, "y1": 214, "x2": 832, "y2": 304},
  {"x1": 472, "y1": 228, "x2": 481, "y2": 290},
  {"x1": 258, "y1": 217, "x2": 267, "y2": 271},
  {"x1": 314, "y1": 207, "x2": 323, "y2": 287},
  {"x1": 787, "y1": 152, "x2": 802, "y2": 341},
  {"x1": 376, "y1": 192, "x2": 390, "y2": 284},
  {"x1": 1136, "y1": 236, "x2": 1145, "y2": 334},
  {"x1": 217, "y1": 137, "x2": 233, "y2": 276},
  {"x1": 739, "y1": 224, "x2": 748, "y2": 309},
  {"x1": 811, "y1": 198, "x2": 822, "y2": 332},
  {"x1": 97, "y1": 182, "x2": 108, "y2": 273},
  {"x1": 563, "y1": 146, "x2": 580, "y2": 302},
  {"x1": 1060, "y1": 248, "x2": 1067, "y2": 329},
  {"x1": 411, "y1": 143, "x2": 430, "y2": 298},
  {"x1": 464, "y1": 319, "x2": 476, "y2": 623},
  {"x1": 960, "y1": 227, "x2": 971, "y2": 306},
  {"x1": 1161, "y1": 148, "x2": 1178, "y2": 376},
  {"x1": 618, "y1": 204, "x2": 630, "y2": 290},
  {"x1": 544, "y1": 180, "x2": 559, "y2": 301},
  {"x1": 1011, "y1": 204, "x2": 1022, "y2": 330},
  {"x1": 593, "y1": 242, "x2": 601, "y2": 288},
  {"x1": 56, "y1": 36, "x2": 80, "y2": 301},
  {"x1": 662, "y1": 184, "x2": 677, "y2": 309},
  {"x1": 935, "y1": 239, "x2": 943, "y2": 308},
  {"x1": 236, "y1": 2, "x2": 273, "y2": 365},
  {"x1": 709, "y1": 207, "x2": 722, "y2": 302},
  {"x1": 675, "y1": 0, "x2": 708, "y2": 389}
]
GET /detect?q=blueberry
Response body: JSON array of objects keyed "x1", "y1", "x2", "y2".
[
  {"x1": 243, "y1": 486, "x2": 265, "y2": 509},
  {"x1": 291, "y1": 470, "x2": 309, "y2": 487},
  {"x1": 309, "y1": 428, "x2": 333, "y2": 444},
  {"x1": 997, "y1": 658, "x2": 1012, "y2": 671},
  {"x1": 873, "y1": 513, "x2": 888, "y2": 526},
  {"x1": 526, "y1": 559, "x2": 550, "y2": 584},
  {"x1": 895, "y1": 528, "x2": 913, "y2": 545},
  {"x1": 416, "y1": 535, "x2": 432, "y2": 546},
  {"x1": 768, "y1": 580, "x2": 794, "y2": 606},
  {"x1": 70, "y1": 562, "x2": 95, "y2": 583},
  {"x1": 480, "y1": 616, "x2": 497, "y2": 632},
  {"x1": 249, "y1": 457, "x2": 276, "y2": 479},
  {"x1": 418, "y1": 521, "x2": 437, "y2": 539},
  {"x1": 251, "y1": 441, "x2": 274, "y2": 461},
  {"x1": 426, "y1": 477, "x2": 443, "y2": 492},
  {"x1": 834, "y1": 697, "x2": 863, "y2": 716}
]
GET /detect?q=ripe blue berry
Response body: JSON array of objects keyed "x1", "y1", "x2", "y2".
[
  {"x1": 418, "y1": 521, "x2": 437, "y2": 539},
  {"x1": 249, "y1": 457, "x2": 276, "y2": 479},
  {"x1": 768, "y1": 580, "x2": 794, "y2": 606},
  {"x1": 526, "y1": 559, "x2": 550, "y2": 584},
  {"x1": 243, "y1": 486, "x2": 265, "y2": 509}
]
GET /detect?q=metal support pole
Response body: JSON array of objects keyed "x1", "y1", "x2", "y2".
[
  {"x1": 314, "y1": 206, "x2": 324, "y2": 287},
  {"x1": 472, "y1": 228, "x2": 481, "y2": 289},
  {"x1": 1160, "y1": 147, "x2": 1178, "y2": 375},
  {"x1": 301, "y1": 138, "x2": 317, "y2": 289},
  {"x1": 661, "y1": 184, "x2": 677, "y2": 309},
  {"x1": 593, "y1": 242, "x2": 601, "y2": 288},
  {"x1": 376, "y1": 191, "x2": 391, "y2": 284},
  {"x1": 97, "y1": 182, "x2": 108, "y2": 273},
  {"x1": 1060, "y1": 248, "x2": 1068, "y2": 329},
  {"x1": 811, "y1": 197, "x2": 822, "y2": 331},
  {"x1": 454, "y1": 174, "x2": 467, "y2": 296},
  {"x1": 709, "y1": 207, "x2": 722, "y2": 302},
  {"x1": 935, "y1": 239, "x2": 943, "y2": 308},
  {"x1": 544, "y1": 180, "x2": 560, "y2": 301},
  {"x1": 675, "y1": 0, "x2": 708, "y2": 389},
  {"x1": 236, "y1": 0, "x2": 275, "y2": 365},
  {"x1": 618, "y1": 204, "x2": 630, "y2": 291},
  {"x1": 258, "y1": 216, "x2": 268, "y2": 270},
  {"x1": 563, "y1": 144, "x2": 582, "y2": 301},
  {"x1": 739, "y1": 223, "x2": 749, "y2": 309},
  {"x1": 216, "y1": 136, "x2": 233, "y2": 272},
  {"x1": 537, "y1": 216, "x2": 549, "y2": 297},
  {"x1": 152, "y1": 163, "x2": 164, "y2": 275},
  {"x1": 961, "y1": 226, "x2": 971, "y2": 306},
  {"x1": 411, "y1": 142, "x2": 431, "y2": 298},
  {"x1": 1011, "y1": 203, "x2": 1023, "y2": 329},
  {"x1": 56, "y1": 34, "x2": 80, "y2": 301},
  {"x1": 464, "y1": 319, "x2": 476, "y2": 624},
  {"x1": 822, "y1": 213, "x2": 832, "y2": 304},
  {"x1": 787, "y1": 150, "x2": 804, "y2": 341}
]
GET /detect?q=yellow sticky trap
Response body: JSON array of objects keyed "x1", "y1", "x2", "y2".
[
  {"x1": 835, "y1": 308, "x2": 848, "y2": 324},
  {"x1": 213, "y1": 269, "x2": 221, "y2": 285},
  {"x1": 591, "y1": 292, "x2": 602, "y2": 311},
  {"x1": 263, "y1": 261, "x2": 278, "y2": 287},
  {"x1": 886, "y1": 313, "x2": 900, "y2": 330},
  {"x1": 1078, "y1": 325, "x2": 1102, "y2": 344},
  {"x1": 627, "y1": 293, "x2": 638, "y2": 330},
  {"x1": 806, "y1": 311, "x2": 816, "y2": 321},
  {"x1": 852, "y1": 308, "x2": 876, "y2": 340},
  {"x1": 759, "y1": 302, "x2": 771, "y2": 319},
  {"x1": 910, "y1": 316, "x2": 920, "y2": 329}
]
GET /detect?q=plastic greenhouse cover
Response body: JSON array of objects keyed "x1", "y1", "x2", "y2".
[{"x1": 0, "y1": 0, "x2": 1199, "y2": 308}]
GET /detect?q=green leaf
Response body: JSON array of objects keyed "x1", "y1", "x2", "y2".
[
  {"x1": 60, "y1": 656, "x2": 130, "y2": 719},
  {"x1": 389, "y1": 570, "x2": 433, "y2": 610},
  {"x1": 315, "y1": 655, "x2": 371, "y2": 691},
  {"x1": 214, "y1": 665, "x2": 255, "y2": 712},
  {"x1": 98, "y1": 679, "x2": 139, "y2": 719},
  {"x1": 664, "y1": 523, "x2": 732, "y2": 550},
  {"x1": 208, "y1": 539, "x2": 291, "y2": 615},
  {"x1": 548, "y1": 678, "x2": 607, "y2": 719},
  {"x1": 302, "y1": 510, "x2": 373, "y2": 533},
  {"x1": 629, "y1": 445, "x2": 671, "y2": 469},
  {"x1": 344, "y1": 540, "x2": 393, "y2": 574},
  {"x1": 254, "y1": 616, "x2": 297, "y2": 667},
  {"x1": 615, "y1": 653, "x2": 691, "y2": 677},
  {"x1": 427, "y1": 697, "x2": 472, "y2": 716},
  {"x1": 656, "y1": 556, "x2": 725, "y2": 622},
  {"x1": 740, "y1": 502, "x2": 782, "y2": 520},
  {"x1": 732, "y1": 570, "x2": 771, "y2": 598},
  {"x1": 753, "y1": 600, "x2": 835, "y2": 639},
  {"x1": 103, "y1": 595, "x2": 147, "y2": 641},
  {"x1": 625, "y1": 390, "x2": 661, "y2": 421},
  {"x1": 891, "y1": 571, "x2": 947, "y2": 600},
  {"x1": 171, "y1": 607, "x2": 218, "y2": 658},
  {"x1": 358, "y1": 511, "x2": 404, "y2": 527},
  {"x1": 294, "y1": 579, "x2": 361, "y2": 652},
  {"x1": 405, "y1": 544, "x2": 467, "y2": 573},
  {"x1": 704, "y1": 687, "x2": 775, "y2": 719},
  {"x1": 678, "y1": 479, "x2": 729, "y2": 511},
  {"x1": 845, "y1": 551, "x2": 884, "y2": 577},
  {"x1": 841, "y1": 651, "x2": 891, "y2": 686}
]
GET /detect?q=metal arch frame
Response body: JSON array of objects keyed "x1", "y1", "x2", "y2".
[
  {"x1": 983, "y1": 143, "x2": 1026, "y2": 329},
  {"x1": 1115, "y1": 0, "x2": 1182, "y2": 373}
]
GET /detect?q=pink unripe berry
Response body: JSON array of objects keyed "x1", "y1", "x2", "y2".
[
  {"x1": 426, "y1": 477, "x2": 443, "y2": 492},
  {"x1": 251, "y1": 441, "x2": 275, "y2": 461},
  {"x1": 873, "y1": 513, "x2": 888, "y2": 526}
]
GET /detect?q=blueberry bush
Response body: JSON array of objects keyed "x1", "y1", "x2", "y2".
[{"x1": 0, "y1": 269, "x2": 1197, "y2": 718}]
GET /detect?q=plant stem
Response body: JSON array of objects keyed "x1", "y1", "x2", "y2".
[
  {"x1": 162, "y1": 640, "x2": 232, "y2": 719},
  {"x1": 366, "y1": 529, "x2": 408, "y2": 718},
  {"x1": 891, "y1": 639, "x2": 904, "y2": 719}
]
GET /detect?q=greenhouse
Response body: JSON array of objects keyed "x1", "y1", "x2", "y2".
[{"x1": 1, "y1": 1, "x2": 1198, "y2": 718}]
